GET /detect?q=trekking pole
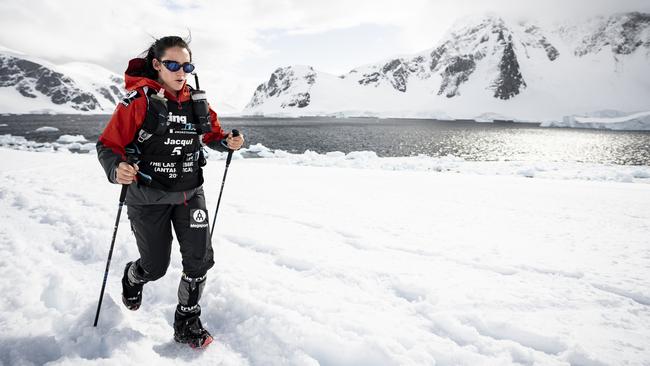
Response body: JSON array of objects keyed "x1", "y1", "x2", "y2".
[
  {"x1": 210, "y1": 129, "x2": 240, "y2": 240},
  {"x1": 93, "y1": 158, "x2": 135, "y2": 327}
]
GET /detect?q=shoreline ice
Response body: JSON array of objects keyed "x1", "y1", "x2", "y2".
[
  {"x1": 1, "y1": 135, "x2": 649, "y2": 184},
  {"x1": 542, "y1": 110, "x2": 650, "y2": 131}
]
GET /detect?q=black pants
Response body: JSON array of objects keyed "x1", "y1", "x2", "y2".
[{"x1": 126, "y1": 189, "x2": 214, "y2": 282}]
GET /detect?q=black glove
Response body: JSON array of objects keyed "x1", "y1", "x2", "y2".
[{"x1": 198, "y1": 148, "x2": 207, "y2": 167}]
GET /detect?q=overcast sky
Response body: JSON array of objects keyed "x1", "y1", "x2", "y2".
[{"x1": 1, "y1": 0, "x2": 648, "y2": 110}]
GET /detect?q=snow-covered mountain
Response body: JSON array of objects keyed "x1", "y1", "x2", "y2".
[
  {"x1": 244, "y1": 12, "x2": 650, "y2": 122},
  {"x1": 0, "y1": 45, "x2": 124, "y2": 114}
]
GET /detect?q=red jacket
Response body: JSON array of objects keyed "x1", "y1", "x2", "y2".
[{"x1": 97, "y1": 58, "x2": 228, "y2": 184}]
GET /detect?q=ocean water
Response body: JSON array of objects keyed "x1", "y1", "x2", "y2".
[{"x1": 1, "y1": 115, "x2": 649, "y2": 165}]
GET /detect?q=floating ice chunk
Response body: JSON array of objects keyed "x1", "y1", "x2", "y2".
[
  {"x1": 245, "y1": 143, "x2": 275, "y2": 158},
  {"x1": 35, "y1": 126, "x2": 59, "y2": 132},
  {"x1": 56, "y1": 134, "x2": 87, "y2": 143}
]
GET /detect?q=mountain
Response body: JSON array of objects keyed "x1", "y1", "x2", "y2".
[
  {"x1": 244, "y1": 12, "x2": 650, "y2": 122},
  {"x1": 0, "y1": 45, "x2": 124, "y2": 114}
]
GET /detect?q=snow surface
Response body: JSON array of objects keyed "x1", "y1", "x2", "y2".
[
  {"x1": 0, "y1": 86, "x2": 82, "y2": 115},
  {"x1": 1, "y1": 147, "x2": 650, "y2": 365}
]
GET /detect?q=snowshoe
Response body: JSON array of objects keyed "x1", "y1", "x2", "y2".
[
  {"x1": 121, "y1": 261, "x2": 143, "y2": 311},
  {"x1": 173, "y1": 311, "x2": 213, "y2": 349}
]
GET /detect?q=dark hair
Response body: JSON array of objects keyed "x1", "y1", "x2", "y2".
[{"x1": 141, "y1": 35, "x2": 192, "y2": 80}]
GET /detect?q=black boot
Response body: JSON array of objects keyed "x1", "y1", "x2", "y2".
[
  {"x1": 121, "y1": 262, "x2": 143, "y2": 311},
  {"x1": 173, "y1": 306, "x2": 213, "y2": 348}
]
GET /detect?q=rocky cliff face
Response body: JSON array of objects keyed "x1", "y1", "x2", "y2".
[
  {"x1": 350, "y1": 16, "x2": 535, "y2": 99},
  {"x1": 569, "y1": 12, "x2": 650, "y2": 56},
  {"x1": 244, "y1": 12, "x2": 650, "y2": 121},
  {"x1": 247, "y1": 66, "x2": 316, "y2": 109},
  {"x1": 0, "y1": 50, "x2": 124, "y2": 113}
]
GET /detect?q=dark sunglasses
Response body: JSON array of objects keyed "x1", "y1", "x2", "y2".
[{"x1": 160, "y1": 59, "x2": 195, "y2": 73}]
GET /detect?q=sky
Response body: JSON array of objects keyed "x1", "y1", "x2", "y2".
[{"x1": 1, "y1": 0, "x2": 649, "y2": 111}]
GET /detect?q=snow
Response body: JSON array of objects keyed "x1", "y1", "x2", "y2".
[
  {"x1": 56, "y1": 134, "x2": 88, "y2": 143},
  {"x1": 0, "y1": 86, "x2": 81, "y2": 115},
  {"x1": 543, "y1": 110, "x2": 650, "y2": 130},
  {"x1": 222, "y1": 144, "x2": 650, "y2": 184},
  {"x1": 0, "y1": 134, "x2": 96, "y2": 153},
  {"x1": 1, "y1": 147, "x2": 650, "y2": 365}
]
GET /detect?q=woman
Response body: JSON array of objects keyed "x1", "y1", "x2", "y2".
[{"x1": 96, "y1": 36, "x2": 244, "y2": 349}]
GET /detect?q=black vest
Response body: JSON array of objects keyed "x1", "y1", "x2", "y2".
[{"x1": 131, "y1": 94, "x2": 204, "y2": 192}]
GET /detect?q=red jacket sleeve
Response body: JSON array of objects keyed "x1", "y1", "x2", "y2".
[
  {"x1": 201, "y1": 105, "x2": 227, "y2": 144},
  {"x1": 96, "y1": 92, "x2": 147, "y2": 183}
]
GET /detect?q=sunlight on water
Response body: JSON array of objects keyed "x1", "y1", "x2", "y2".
[{"x1": 1, "y1": 115, "x2": 649, "y2": 165}]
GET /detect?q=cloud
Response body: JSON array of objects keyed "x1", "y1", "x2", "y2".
[{"x1": 1, "y1": 0, "x2": 648, "y2": 110}]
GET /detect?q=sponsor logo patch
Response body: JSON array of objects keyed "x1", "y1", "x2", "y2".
[
  {"x1": 164, "y1": 138, "x2": 194, "y2": 146},
  {"x1": 190, "y1": 209, "x2": 208, "y2": 228},
  {"x1": 168, "y1": 112, "x2": 188, "y2": 124},
  {"x1": 179, "y1": 304, "x2": 200, "y2": 312}
]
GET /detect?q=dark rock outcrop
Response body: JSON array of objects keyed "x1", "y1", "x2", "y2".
[
  {"x1": 493, "y1": 33, "x2": 526, "y2": 100},
  {"x1": 246, "y1": 66, "x2": 316, "y2": 109},
  {"x1": 0, "y1": 53, "x2": 123, "y2": 111},
  {"x1": 574, "y1": 12, "x2": 650, "y2": 56},
  {"x1": 281, "y1": 92, "x2": 310, "y2": 108},
  {"x1": 438, "y1": 56, "x2": 476, "y2": 97},
  {"x1": 0, "y1": 55, "x2": 100, "y2": 111}
]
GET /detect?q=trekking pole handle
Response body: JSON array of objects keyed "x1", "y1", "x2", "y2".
[
  {"x1": 118, "y1": 182, "x2": 128, "y2": 202},
  {"x1": 118, "y1": 156, "x2": 138, "y2": 202},
  {"x1": 226, "y1": 129, "x2": 240, "y2": 166}
]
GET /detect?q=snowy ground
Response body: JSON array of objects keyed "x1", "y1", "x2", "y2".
[{"x1": 1, "y1": 148, "x2": 649, "y2": 366}]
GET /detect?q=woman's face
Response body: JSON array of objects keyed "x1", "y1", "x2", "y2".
[{"x1": 152, "y1": 46, "x2": 192, "y2": 92}]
